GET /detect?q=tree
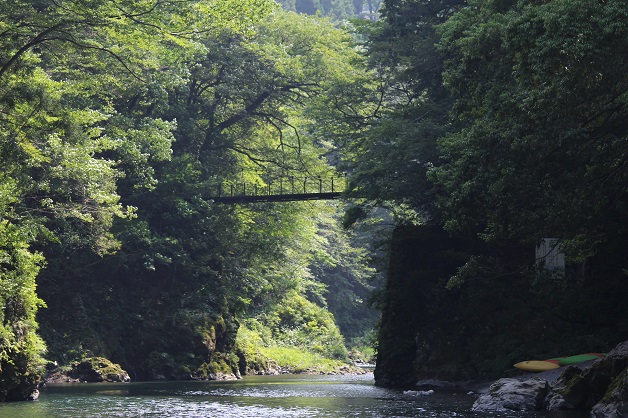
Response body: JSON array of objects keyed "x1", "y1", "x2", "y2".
[
  {"x1": 307, "y1": 203, "x2": 379, "y2": 344},
  {"x1": 0, "y1": 0, "x2": 160, "y2": 396},
  {"x1": 0, "y1": 0, "x2": 227, "y2": 395},
  {"x1": 339, "y1": 0, "x2": 628, "y2": 389},
  {"x1": 434, "y1": 0, "x2": 628, "y2": 262},
  {"x1": 277, "y1": 0, "x2": 356, "y2": 20},
  {"x1": 0, "y1": 220, "x2": 46, "y2": 401},
  {"x1": 37, "y1": 7, "x2": 369, "y2": 380},
  {"x1": 324, "y1": 0, "x2": 464, "y2": 217}
]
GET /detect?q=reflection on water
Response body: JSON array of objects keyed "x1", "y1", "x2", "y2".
[{"x1": 0, "y1": 374, "x2": 588, "y2": 418}]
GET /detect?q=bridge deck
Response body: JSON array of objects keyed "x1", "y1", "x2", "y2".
[
  {"x1": 212, "y1": 192, "x2": 342, "y2": 203},
  {"x1": 210, "y1": 176, "x2": 346, "y2": 204}
]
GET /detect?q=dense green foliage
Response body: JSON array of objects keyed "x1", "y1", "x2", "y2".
[
  {"x1": 237, "y1": 320, "x2": 346, "y2": 374},
  {"x1": 434, "y1": 0, "x2": 628, "y2": 260},
  {"x1": 0, "y1": 222, "x2": 46, "y2": 400},
  {"x1": 0, "y1": 0, "x2": 379, "y2": 398},
  {"x1": 274, "y1": 0, "x2": 383, "y2": 21},
  {"x1": 331, "y1": 0, "x2": 628, "y2": 386},
  {"x1": 276, "y1": 0, "x2": 358, "y2": 19},
  {"x1": 0, "y1": 0, "x2": 165, "y2": 397},
  {"x1": 238, "y1": 289, "x2": 348, "y2": 368},
  {"x1": 326, "y1": 0, "x2": 463, "y2": 214},
  {"x1": 4, "y1": 0, "x2": 625, "y2": 399}
]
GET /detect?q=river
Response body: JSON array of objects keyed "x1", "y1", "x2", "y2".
[{"x1": 0, "y1": 374, "x2": 589, "y2": 417}]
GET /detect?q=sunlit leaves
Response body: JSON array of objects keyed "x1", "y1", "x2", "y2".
[
  {"x1": 174, "y1": 9, "x2": 359, "y2": 181},
  {"x1": 0, "y1": 220, "x2": 47, "y2": 392},
  {"x1": 191, "y1": 0, "x2": 276, "y2": 37},
  {"x1": 1, "y1": 0, "x2": 375, "y2": 383}
]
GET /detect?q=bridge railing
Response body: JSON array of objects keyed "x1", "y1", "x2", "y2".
[{"x1": 215, "y1": 175, "x2": 347, "y2": 200}]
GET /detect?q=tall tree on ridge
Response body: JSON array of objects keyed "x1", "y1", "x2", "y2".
[{"x1": 434, "y1": 0, "x2": 628, "y2": 270}]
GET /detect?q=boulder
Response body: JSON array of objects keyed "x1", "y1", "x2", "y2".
[
  {"x1": 472, "y1": 340, "x2": 628, "y2": 414},
  {"x1": 544, "y1": 365, "x2": 583, "y2": 410},
  {"x1": 547, "y1": 341, "x2": 628, "y2": 412},
  {"x1": 27, "y1": 389, "x2": 39, "y2": 401},
  {"x1": 69, "y1": 357, "x2": 130, "y2": 382},
  {"x1": 472, "y1": 378, "x2": 549, "y2": 412},
  {"x1": 590, "y1": 367, "x2": 628, "y2": 417},
  {"x1": 0, "y1": 381, "x2": 40, "y2": 402}
]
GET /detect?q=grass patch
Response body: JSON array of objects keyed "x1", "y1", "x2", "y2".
[
  {"x1": 258, "y1": 345, "x2": 344, "y2": 373},
  {"x1": 236, "y1": 319, "x2": 351, "y2": 374}
]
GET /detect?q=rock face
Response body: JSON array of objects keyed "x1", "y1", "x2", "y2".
[
  {"x1": 0, "y1": 380, "x2": 40, "y2": 402},
  {"x1": 69, "y1": 357, "x2": 131, "y2": 382},
  {"x1": 547, "y1": 341, "x2": 628, "y2": 414},
  {"x1": 475, "y1": 340, "x2": 628, "y2": 416},
  {"x1": 472, "y1": 378, "x2": 549, "y2": 412},
  {"x1": 544, "y1": 365, "x2": 583, "y2": 410},
  {"x1": 590, "y1": 368, "x2": 628, "y2": 418},
  {"x1": 374, "y1": 225, "x2": 472, "y2": 387}
]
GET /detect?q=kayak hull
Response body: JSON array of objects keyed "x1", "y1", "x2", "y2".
[
  {"x1": 514, "y1": 360, "x2": 560, "y2": 372},
  {"x1": 557, "y1": 353, "x2": 604, "y2": 366}
]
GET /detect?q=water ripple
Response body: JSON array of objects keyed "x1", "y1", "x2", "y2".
[{"x1": 0, "y1": 375, "x2": 589, "y2": 418}]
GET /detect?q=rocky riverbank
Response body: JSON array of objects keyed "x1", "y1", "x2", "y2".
[
  {"x1": 471, "y1": 340, "x2": 628, "y2": 416},
  {"x1": 44, "y1": 357, "x2": 369, "y2": 385},
  {"x1": 44, "y1": 357, "x2": 131, "y2": 384}
]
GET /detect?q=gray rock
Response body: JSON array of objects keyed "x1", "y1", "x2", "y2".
[
  {"x1": 27, "y1": 389, "x2": 39, "y2": 401},
  {"x1": 547, "y1": 341, "x2": 628, "y2": 412},
  {"x1": 540, "y1": 340, "x2": 628, "y2": 417},
  {"x1": 545, "y1": 365, "x2": 583, "y2": 410},
  {"x1": 590, "y1": 367, "x2": 628, "y2": 418},
  {"x1": 591, "y1": 402, "x2": 627, "y2": 418},
  {"x1": 472, "y1": 378, "x2": 550, "y2": 412},
  {"x1": 69, "y1": 357, "x2": 131, "y2": 383},
  {"x1": 472, "y1": 340, "x2": 628, "y2": 415},
  {"x1": 209, "y1": 372, "x2": 238, "y2": 381}
]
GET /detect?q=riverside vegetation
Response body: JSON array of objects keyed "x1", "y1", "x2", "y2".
[
  {"x1": 1, "y1": 1, "x2": 626, "y2": 414},
  {"x1": 0, "y1": 0, "x2": 380, "y2": 400}
]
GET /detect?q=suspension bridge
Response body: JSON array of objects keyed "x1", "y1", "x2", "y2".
[{"x1": 211, "y1": 175, "x2": 347, "y2": 203}]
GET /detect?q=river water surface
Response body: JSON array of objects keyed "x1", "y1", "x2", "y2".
[{"x1": 0, "y1": 374, "x2": 589, "y2": 417}]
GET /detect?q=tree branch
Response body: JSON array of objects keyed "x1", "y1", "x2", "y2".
[{"x1": 0, "y1": 22, "x2": 70, "y2": 81}]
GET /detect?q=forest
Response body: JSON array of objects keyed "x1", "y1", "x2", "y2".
[{"x1": 1, "y1": 0, "x2": 626, "y2": 403}]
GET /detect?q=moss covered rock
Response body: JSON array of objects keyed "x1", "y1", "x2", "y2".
[
  {"x1": 69, "y1": 357, "x2": 130, "y2": 382},
  {"x1": 545, "y1": 341, "x2": 627, "y2": 414},
  {"x1": 591, "y1": 367, "x2": 628, "y2": 417},
  {"x1": 197, "y1": 352, "x2": 240, "y2": 380}
]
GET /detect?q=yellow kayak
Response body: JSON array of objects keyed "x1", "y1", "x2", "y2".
[{"x1": 514, "y1": 360, "x2": 560, "y2": 372}]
